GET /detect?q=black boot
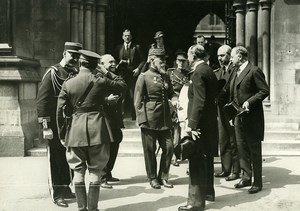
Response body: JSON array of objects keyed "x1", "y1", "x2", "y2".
[
  {"x1": 74, "y1": 182, "x2": 88, "y2": 211},
  {"x1": 88, "y1": 182, "x2": 100, "y2": 211}
]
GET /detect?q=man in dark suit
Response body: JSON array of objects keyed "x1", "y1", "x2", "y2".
[
  {"x1": 97, "y1": 54, "x2": 126, "y2": 189},
  {"x1": 229, "y1": 46, "x2": 269, "y2": 194},
  {"x1": 57, "y1": 50, "x2": 127, "y2": 211},
  {"x1": 114, "y1": 29, "x2": 145, "y2": 120},
  {"x1": 214, "y1": 45, "x2": 240, "y2": 181},
  {"x1": 178, "y1": 44, "x2": 218, "y2": 211},
  {"x1": 36, "y1": 41, "x2": 82, "y2": 207},
  {"x1": 134, "y1": 48, "x2": 178, "y2": 189}
]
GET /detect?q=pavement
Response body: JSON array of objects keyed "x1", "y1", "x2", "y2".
[{"x1": 1, "y1": 156, "x2": 300, "y2": 211}]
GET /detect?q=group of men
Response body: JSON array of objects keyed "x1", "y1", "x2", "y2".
[{"x1": 36, "y1": 28, "x2": 269, "y2": 211}]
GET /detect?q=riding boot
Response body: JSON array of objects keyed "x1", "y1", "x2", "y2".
[
  {"x1": 88, "y1": 182, "x2": 100, "y2": 211},
  {"x1": 74, "y1": 182, "x2": 88, "y2": 211}
]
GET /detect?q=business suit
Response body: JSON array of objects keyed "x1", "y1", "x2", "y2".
[
  {"x1": 230, "y1": 62, "x2": 269, "y2": 189},
  {"x1": 134, "y1": 67, "x2": 177, "y2": 182},
  {"x1": 187, "y1": 62, "x2": 218, "y2": 209},
  {"x1": 114, "y1": 42, "x2": 145, "y2": 119},
  {"x1": 214, "y1": 64, "x2": 240, "y2": 176}
]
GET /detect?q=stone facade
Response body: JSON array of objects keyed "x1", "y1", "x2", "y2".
[{"x1": 271, "y1": 0, "x2": 300, "y2": 117}]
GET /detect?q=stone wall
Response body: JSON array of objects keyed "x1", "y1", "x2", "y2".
[{"x1": 271, "y1": 0, "x2": 300, "y2": 116}]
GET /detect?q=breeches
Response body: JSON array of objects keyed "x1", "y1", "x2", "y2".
[{"x1": 66, "y1": 144, "x2": 110, "y2": 183}]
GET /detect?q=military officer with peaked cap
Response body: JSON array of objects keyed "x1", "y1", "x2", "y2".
[
  {"x1": 134, "y1": 47, "x2": 178, "y2": 189},
  {"x1": 57, "y1": 50, "x2": 127, "y2": 211},
  {"x1": 36, "y1": 41, "x2": 82, "y2": 207}
]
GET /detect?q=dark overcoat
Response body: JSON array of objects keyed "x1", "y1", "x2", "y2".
[{"x1": 187, "y1": 62, "x2": 219, "y2": 157}]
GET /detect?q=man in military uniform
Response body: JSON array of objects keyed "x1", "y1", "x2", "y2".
[
  {"x1": 97, "y1": 54, "x2": 126, "y2": 189},
  {"x1": 134, "y1": 48, "x2": 178, "y2": 189},
  {"x1": 57, "y1": 50, "x2": 127, "y2": 211},
  {"x1": 214, "y1": 45, "x2": 240, "y2": 181},
  {"x1": 167, "y1": 50, "x2": 190, "y2": 166},
  {"x1": 36, "y1": 41, "x2": 82, "y2": 207}
]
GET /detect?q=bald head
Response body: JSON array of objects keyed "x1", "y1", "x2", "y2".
[
  {"x1": 217, "y1": 45, "x2": 232, "y2": 67},
  {"x1": 101, "y1": 54, "x2": 116, "y2": 72}
]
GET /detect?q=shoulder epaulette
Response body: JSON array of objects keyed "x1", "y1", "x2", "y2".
[{"x1": 41, "y1": 66, "x2": 58, "y2": 81}]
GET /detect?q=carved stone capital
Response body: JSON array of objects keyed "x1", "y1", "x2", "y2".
[
  {"x1": 259, "y1": 0, "x2": 272, "y2": 10},
  {"x1": 247, "y1": 0, "x2": 259, "y2": 11},
  {"x1": 233, "y1": 0, "x2": 246, "y2": 13}
]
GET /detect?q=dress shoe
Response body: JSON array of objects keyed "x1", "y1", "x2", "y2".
[
  {"x1": 101, "y1": 181, "x2": 113, "y2": 189},
  {"x1": 234, "y1": 180, "x2": 251, "y2": 188},
  {"x1": 178, "y1": 205, "x2": 204, "y2": 211},
  {"x1": 214, "y1": 171, "x2": 230, "y2": 177},
  {"x1": 150, "y1": 179, "x2": 161, "y2": 189},
  {"x1": 106, "y1": 176, "x2": 120, "y2": 183},
  {"x1": 159, "y1": 179, "x2": 174, "y2": 188},
  {"x1": 205, "y1": 194, "x2": 215, "y2": 202},
  {"x1": 54, "y1": 197, "x2": 68, "y2": 207},
  {"x1": 225, "y1": 173, "x2": 240, "y2": 181},
  {"x1": 248, "y1": 186, "x2": 262, "y2": 194}
]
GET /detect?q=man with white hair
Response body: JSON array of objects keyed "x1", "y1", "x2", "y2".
[{"x1": 97, "y1": 54, "x2": 126, "y2": 189}]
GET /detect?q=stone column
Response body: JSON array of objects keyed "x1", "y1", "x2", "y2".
[
  {"x1": 259, "y1": 0, "x2": 272, "y2": 87},
  {"x1": 70, "y1": 0, "x2": 81, "y2": 42},
  {"x1": 96, "y1": 0, "x2": 107, "y2": 55},
  {"x1": 233, "y1": 0, "x2": 246, "y2": 46},
  {"x1": 84, "y1": 0, "x2": 95, "y2": 50},
  {"x1": 246, "y1": 0, "x2": 259, "y2": 65}
]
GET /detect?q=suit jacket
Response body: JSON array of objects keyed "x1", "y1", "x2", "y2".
[
  {"x1": 134, "y1": 68, "x2": 177, "y2": 130},
  {"x1": 114, "y1": 43, "x2": 145, "y2": 81},
  {"x1": 187, "y1": 62, "x2": 219, "y2": 156},
  {"x1": 214, "y1": 63, "x2": 236, "y2": 107},
  {"x1": 56, "y1": 67, "x2": 127, "y2": 147},
  {"x1": 230, "y1": 63, "x2": 269, "y2": 141}
]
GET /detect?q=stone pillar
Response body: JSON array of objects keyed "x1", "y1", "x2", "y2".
[
  {"x1": 246, "y1": 0, "x2": 259, "y2": 65},
  {"x1": 233, "y1": 0, "x2": 246, "y2": 46},
  {"x1": 0, "y1": 57, "x2": 40, "y2": 156},
  {"x1": 70, "y1": 0, "x2": 81, "y2": 42},
  {"x1": 259, "y1": 0, "x2": 272, "y2": 87},
  {"x1": 96, "y1": 0, "x2": 107, "y2": 55},
  {"x1": 84, "y1": 0, "x2": 95, "y2": 50}
]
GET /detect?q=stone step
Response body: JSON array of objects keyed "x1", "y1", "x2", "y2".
[{"x1": 26, "y1": 138, "x2": 300, "y2": 157}]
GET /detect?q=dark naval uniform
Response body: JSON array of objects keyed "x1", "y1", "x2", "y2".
[
  {"x1": 36, "y1": 60, "x2": 78, "y2": 202},
  {"x1": 134, "y1": 65, "x2": 177, "y2": 186}
]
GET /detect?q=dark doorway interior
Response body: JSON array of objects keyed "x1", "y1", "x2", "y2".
[{"x1": 106, "y1": 0, "x2": 227, "y2": 54}]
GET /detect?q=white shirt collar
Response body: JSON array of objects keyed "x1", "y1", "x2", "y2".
[
  {"x1": 239, "y1": 61, "x2": 249, "y2": 73},
  {"x1": 124, "y1": 42, "x2": 131, "y2": 48}
]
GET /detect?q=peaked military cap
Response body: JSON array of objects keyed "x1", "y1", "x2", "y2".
[
  {"x1": 175, "y1": 49, "x2": 187, "y2": 60},
  {"x1": 79, "y1": 50, "x2": 101, "y2": 63},
  {"x1": 154, "y1": 31, "x2": 164, "y2": 39},
  {"x1": 148, "y1": 48, "x2": 166, "y2": 57},
  {"x1": 64, "y1": 42, "x2": 82, "y2": 53}
]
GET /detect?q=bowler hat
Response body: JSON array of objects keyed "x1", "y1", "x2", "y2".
[
  {"x1": 154, "y1": 31, "x2": 164, "y2": 39},
  {"x1": 174, "y1": 136, "x2": 196, "y2": 161},
  {"x1": 79, "y1": 50, "x2": 101, "y2": 63},
  {"x1": 64, "y1": 42, "x2": 82, "y2": 53},
  {"x1": 148, "y1": 48, "x2": 166, "y2": 57}
]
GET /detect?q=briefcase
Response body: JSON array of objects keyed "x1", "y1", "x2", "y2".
[
  {"x1": 174, "y1": 136, "x2": 196, "y2": 161},
  {"x1": 223, "y1": 101, "x2": 246, "y2": 119}
]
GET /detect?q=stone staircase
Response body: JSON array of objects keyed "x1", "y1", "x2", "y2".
[{"x1": 26, "y1": 116, "x2": 300, "y2": 157}]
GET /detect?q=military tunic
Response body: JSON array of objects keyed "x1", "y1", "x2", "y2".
[
  {"x1": 36, "y1": 60, "x2": 77, "y2": 201},
  {"x1": 134, "y1": 67, "x2": 177, "y2": 180}
]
